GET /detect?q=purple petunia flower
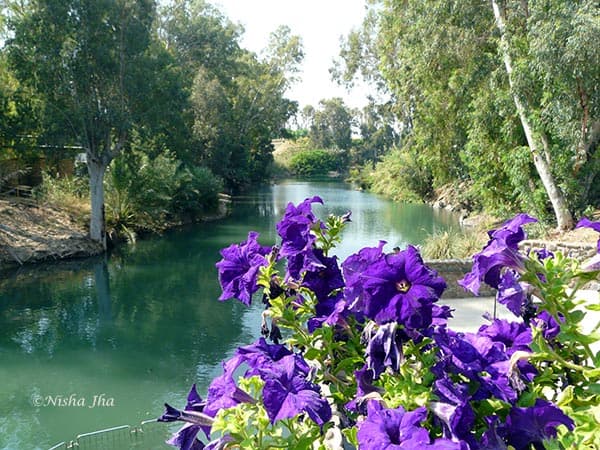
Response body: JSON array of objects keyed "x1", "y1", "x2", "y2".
[
  {"x1": 345, "y1": 366, "x2": 383, "y2": 413},
  {"x1": 307, "y1": 292, "x2": 350, "y2": 332},
  {"x1": 276, "y1": 196, "x2": 325, "y2": 280},
  {"x1": 459, "y1": 214, "x2": 537, "y2": 295},
  {"x1": 234, "y1": 337, "x2": 294, "y2": 377},
  {"x1": 496, "y1": 270, "x2": 527, "y2": 317},
  {"x1": 431, "y1": 400, "x2": 475, "y2": 444},
  {"x1": 363, "y1": 321, "x2": 403, "y2": 378},
  {"x1": 342, "y1": 240, "x2": 386, "y2": 307},
  {"x1": 202, "y1": 368, "x2": 256, "y2": 420},
  {"x1": 357, "y1": 401, "x2": 467, "y2": 449},
  {"x1": 576, "y1": 217, "x2": 600, "y2": 252},
  {"x1": 534, "y1": 248, "x2": 554, "y2": 261},
  {"x1": 489, "y1": 214, "x2": 538, "y2": 248},
  {"x1": 531, "y1": 310, "x2": 564, "y2": 341},
  {"x1": 216, "y1": 231, "x2": 272, "y2": 306},
  {"x1": 503, "y1": 399, "x2": 574, "y2": 450},
  {"x1": 300, "y1": 249, "x2": 344, "y2": 303},
  {"x1": 432, "y1": 321, "x2": 535, "y2": 404},
  {"x1": 479, "y1": 416, "x2": 509, "y2": 450},
  {"x1": 276, "y1": 196, "x2": 322, "y2": 257},
  {"x1": 259, "y1": 354, "x2": 331, "y2": 425},
  {"x1": 345, "y1": 244, "x2": 446, "y2": 329},
  {"x1": 158, "y1": 384, "x2": 211, "y2": 450}
]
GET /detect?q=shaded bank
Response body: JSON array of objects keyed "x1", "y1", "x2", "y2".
[{"x1": 0, "y1": 195, "x2": 231, "y2": 271}]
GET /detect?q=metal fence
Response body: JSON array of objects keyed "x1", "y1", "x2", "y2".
[{"x1": 48, "y1": 420, "x2": 169, "y2": 450}]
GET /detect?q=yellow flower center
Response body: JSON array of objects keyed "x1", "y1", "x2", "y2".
[{"x1": 395, "y1": 280, "x2": 410, "y2": 293}]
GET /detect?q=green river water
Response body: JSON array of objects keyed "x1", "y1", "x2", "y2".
[{"x1": 0, "y1": 180, "x2": 460, "y2": 449}]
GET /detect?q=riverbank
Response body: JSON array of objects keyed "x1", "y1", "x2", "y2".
[
  {"x1": 0, "y1": 195, "x2": 231, "y2": 271},
  {"x1": 0, "y1": 198, "x2": 103, "y2": 270}
]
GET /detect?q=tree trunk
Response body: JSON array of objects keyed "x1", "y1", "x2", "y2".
[
  {"x1": 87, "y1": 152, "x2": 108, "y2": 250},
  {"x1": 491, "y1": 0, "x2": 574, "y2": 230}
]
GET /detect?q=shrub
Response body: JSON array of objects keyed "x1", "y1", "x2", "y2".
[
  {"x1": 421, "y1": 228, "x2": 487, "y2": 260},
  {"x1": 172, "y1": 165, "x2": 223, "y2": 217},
  {"x1": 370, "y1": 147, "x2": 433, "y2": 202},
  {"x1": 33, "y1": 171, "x2": 89, "y2": 219},
  {"x1": 288, "y1": 149, "x2": 345, "y2": 176},
  {"x1": 105, "y1": 148, "x2": 180, "y2": 235}
]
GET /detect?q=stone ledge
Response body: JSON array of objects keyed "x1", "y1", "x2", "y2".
[
  {"x1": 425, "y1": 259, "x2": 496, "y2": 299},
  {"x1": 520, "y1": 239, "x2": 597, "y2": 260}
]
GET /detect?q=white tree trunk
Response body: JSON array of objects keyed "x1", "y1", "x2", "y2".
[
  {"x1": 491, "y1": 0, "x2": 574, "y2": 230},
  {"x1": 87, "y1": 153, "x2": 108, "y2": 250}
]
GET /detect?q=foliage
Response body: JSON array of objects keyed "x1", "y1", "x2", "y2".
[
  {"x1": 162, "y1": 1, "x2": 303, "y2": 191},
  {"x1": 369, "y1": 146, "x2": 433, "y2": 203},
  {"x1": 288, "y1": 149, "x2": 345, "y2": 177},
  {"x1": 308, "y1": 97, "x2": 354, "y2": 151},
  {"x1": 2, "y1": 0, "x2": 304, "y2": 244},
  {"x1": 271, "y1": 137, "x2": 312, "y2": 174},
  {"x1": 33, "y1": 172, "x2": 89, "y2": 219},
  {"x1": 421, "y1": 228, "x2": 487, "y2": 260},
  {"x1": 172, "y1": 165, "x2": 223, "y2": 217},
  {"x1": 104, "y1": 132, "x2": 222, "y2": 237},
  {"x1": 351, "y1": 99, "x2": 401, "y2": 167},
  {"x1": 336, "y1": 0, "x2": 600, "y2": 226},
  {"x1": 158, "y1": 198, "x2": 600, "y2": 449},
  {"x1": 6, "y1": 0, "x2": 157, "y2": 246}
]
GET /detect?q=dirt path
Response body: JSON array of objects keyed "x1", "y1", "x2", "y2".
[{"x1": 0, "y1": 198, "x2": 102, "y2": 269}]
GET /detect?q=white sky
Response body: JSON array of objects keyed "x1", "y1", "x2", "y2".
[{"x1": 214, "y1": 0, "x2": 371, "y2": 109}]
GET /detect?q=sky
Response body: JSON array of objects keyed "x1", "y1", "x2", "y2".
[{"x1": 214, "y1": 0, "x2": 371, "y2": 109}]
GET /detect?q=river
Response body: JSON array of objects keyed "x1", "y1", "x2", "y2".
[{"x1": 0, "y1": 179, "x2": 459, "y2": 449}]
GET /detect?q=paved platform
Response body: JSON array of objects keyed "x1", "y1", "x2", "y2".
[
  {"x1": 442, "y1": 289, "x2": 599, "y2": 336},
  {"x1": 443, "y1": 297, "x2": 515, "y2": 332}
]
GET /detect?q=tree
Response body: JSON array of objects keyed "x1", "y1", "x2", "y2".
[
  {"x1": 309, "y1": 98, "x2": 354, "y2": 150},
  {"x1": 163, "y1": 1, "x2": 303, "y2": 189},
  {"x1": 491, "y1": 0, "x2": 574, "y2": 229},
  {"x1": 337, "y1": 0, "x2": 599, "y2": 227},
  {"x1": 8, "y1": 0, "x2": 156, "y2": 248},
  {"x1": 355, "y1": 98, "x2": 400, "y2": 166}
]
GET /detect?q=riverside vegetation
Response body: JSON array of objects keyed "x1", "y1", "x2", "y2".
[{"x1": 2, "y1": 1, "x2": 598, "y2": 252}]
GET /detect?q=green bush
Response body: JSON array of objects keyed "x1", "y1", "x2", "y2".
[
  {"x1": 421, "y1": 228, "x2": 486, "y2": 260},
  {"x1": 173, "y1": 165, "x2": 223, "y2": 217},
  {"x1": 105, "y1": 148, "x2": 180, "y2": 235},
  {"x1": 288, "y1": 149, "x2": 345, "y2": 176},
  {"x1": 369, "y1": 148, "x2": 433, "y2": 202},
  {"x1": 33, "y1": 171, "x2": 89, "y2": 220},
  {"x1": 105, "y1": 147, "x2": 223, "y2": 239}
]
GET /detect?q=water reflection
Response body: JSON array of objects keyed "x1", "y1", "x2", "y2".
[{"x1": 0, "y1": 180, "x2": 459, "y2": 448}]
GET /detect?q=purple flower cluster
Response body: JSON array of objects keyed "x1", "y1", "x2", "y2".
[
  {"x1": 160, "y1": 338, "x2": 331, "y2": 448},
  {"x1": 162, "y1": 201, "x2": 580, "y2": 449},
  {"x1": 234, "y1": 337, "x2": 331, "y2": 425},
  {"x1": 458, "y1": 214, "x2": 544, "y2": 320},
  {"x1": 358, "y1": 401, "x2": 466, "y2": 450},
  {"x1": 216, "y1": 231, "x2": 272, "y2": 306},
  {"x1": 459, "y1": 214, "x2": 536, "y2": 295},
  {"x1": 431, "y1": 320, "x2": 541, "y2": 447},
  {"x1": 276, "y1": 196, "x2": 324, "y2": 278},
  {"x1": 343, "y1": 243, "x2": 447, "y2": 329}
]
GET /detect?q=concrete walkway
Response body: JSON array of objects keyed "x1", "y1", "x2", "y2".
[
  {"x1": 442, "y1": 290, "x2": 600, "y2": 335},
  {"x1": 443, "y1": 297, "x2": 515, "y2": 332}
]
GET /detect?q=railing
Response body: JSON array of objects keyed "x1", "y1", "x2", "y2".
[{"x1": 47, "y1": 420, "x2": 168, "y2": 450}]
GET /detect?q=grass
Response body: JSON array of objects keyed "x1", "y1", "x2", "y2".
[
  {"x1": 421, "y1": 228, "x2": 487, "y2": 260},
  {"x1": 33, "y1": 172, "x2": 90, "y2": 227}
]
